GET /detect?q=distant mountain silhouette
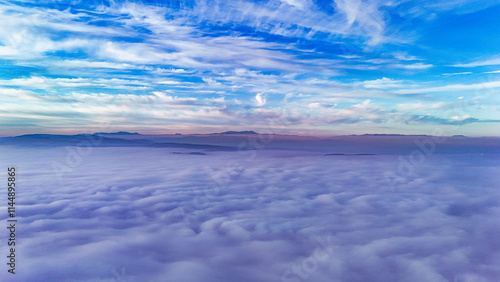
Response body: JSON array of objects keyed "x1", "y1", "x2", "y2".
[
  {"x1": 172, "y1": 152, "x2": 207, "y2": 155},
  {"x1": 0, "y1": 134, "x2": 236, "y2": 151},
  {"x1": 1, "y1": 132, "x2": 498, "y2": 155}
]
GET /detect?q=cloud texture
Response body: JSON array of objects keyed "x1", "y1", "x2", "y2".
[{"x1": 0, "y1": 144, "x2": 499, "y2": 281}]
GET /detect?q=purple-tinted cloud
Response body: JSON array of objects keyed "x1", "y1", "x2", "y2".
[{"x1": 0, "y1": 140, "x2": 499, "y2": 281}]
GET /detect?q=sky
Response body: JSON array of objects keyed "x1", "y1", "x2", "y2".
[{"x1": 0, "y1": 0, "x2": 500, "y2": 136}]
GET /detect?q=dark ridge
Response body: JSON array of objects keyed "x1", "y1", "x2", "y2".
[
  {"x1": 0, "y1": 134, "x2": 236, "y2": 151},
  {"x1": 172, "y1": 152, "x2": 207, "y2": 155}
]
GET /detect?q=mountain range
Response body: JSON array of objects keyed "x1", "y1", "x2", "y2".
[{"x1": 1, "y1": 132, "x2": 498, "y2": 155}]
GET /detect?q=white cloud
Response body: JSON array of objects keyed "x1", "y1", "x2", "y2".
[
  {"x1": 450, "y1": 115, "x2": 470, "y2": 121},
  {"x1": 442, "y1": 72, "x2": 473, "y2": 76},
  {"x1": 333, "y1": 0, "x2": 386, "y2": 45},
  {"x1": 395, "y1": 80, "x2": 500, "y2": 94},
  {"x1": 0, "y1": 76, "x2": 152, "y2": 91},
  {"x1": 308, "y1": 102, "x2": 336, "y2": 108},
  {"x1": 0, "y1": 45, "x2": 18, "y2": 56},
  {"x1": 392, "y1": 51, "x2": 421, "y2": 61},
  {"x1": 362, "y1": 77, "x2": 407, "y2": 89},
  {"x1": 454, "y1": 56, "x2": 500, "y2": 67},
  {"x1": 395, "y1": 62, "x2": 433, "y2": 70},
  {"x1": 280, "y1": 0, "x2": 310, "y2": 10},
  {"x1": 158, "y1": 80, "x2": 182, "y2": 85},
  {"x1": 255, "y1": 93, "x2": 267, "y2": 106},
  {"x1": 57, "y1": 60, "x2": 137, "y2": 70},
  {"x1": 338, "y1": 54, "x2": 362, "y2": 59},
  {"x1": 0, "y1": 87, "x2": 40, "y2": 102},
  {"x1": 484, "y1": 70, "x2": 500, "y2": 74},
  {"x1": 395, "y1": 102, "x2": 448, "y2": 111},
  {"x1": 0, "y1": 3, "x2": 123, "y2": 60}
]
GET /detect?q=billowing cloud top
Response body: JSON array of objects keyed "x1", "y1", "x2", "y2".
[
  {"x1": 0, "y1": 139, "x2": 499, "y2": 280},
  {"x1": 0, "y1": 0, "x2": 499, "y2": 136}
]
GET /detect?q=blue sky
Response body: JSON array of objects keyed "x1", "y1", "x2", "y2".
[{"x1": 0, "y1": 0, "x2": 499, "y2": 136}]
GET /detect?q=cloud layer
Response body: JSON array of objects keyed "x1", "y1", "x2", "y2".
[{"x1": 0, "y1": 144, "x2": 499, "y2": 281}]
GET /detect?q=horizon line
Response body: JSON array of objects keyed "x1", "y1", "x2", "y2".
[{"x1": 1, "y1": 131, "x2": 499, "y2": 139}]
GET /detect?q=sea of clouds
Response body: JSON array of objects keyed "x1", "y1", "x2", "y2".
[{"x1": 0, "y1": 144, "x2": 499, "y2": 281}]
